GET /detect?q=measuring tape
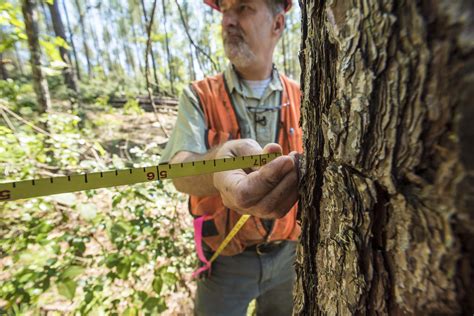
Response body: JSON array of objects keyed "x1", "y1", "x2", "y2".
[
  {"x1": 0, "y1": 153, "x2": 281, "y2": 201},
  {"x1": 0, "y1": 153, "x2": 281, "y2": 266}
]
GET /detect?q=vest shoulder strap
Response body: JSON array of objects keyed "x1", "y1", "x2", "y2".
[{"x1": 191, "y1": 74, "x2": 240, "y2": 139}]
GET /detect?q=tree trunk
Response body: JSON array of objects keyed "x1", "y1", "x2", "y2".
[
  {"x1": 13, "y1": 43, "x2": 25, "y2": 76},
  {"x1": 47, "y1": 0, "x2": 78, "y2": 92},
  {"x1": 281, "y1": 31, "x2": 289, "y2": 75},
  {"x1": 182, "y1": 3, "x2": 196, "y2": 81},
  {"x1": 74, "y1": 0, "x2": 92, "y2": 78},
  {"x1": 0, "y1": 53, "x2": 9, "y2": 80},
  {"x1": 144, "y1": 0, "x2": 160, "y2": 96},
  {"x1": 128, "y1": 5, "x2": 144, "y2": 78},
  {"x1": 140, "y1": 0, "x2": 160, "y2": 92},
  {"x1": 21, "y1": 0, "x2": 51, "y2": 114},
  {"x1": 62, "y1": 0, "x2": 81, "y2": 81},
  {"x1": 161, "y1": 0, "x2": 174, "y2": 95},
  {"x1": 295, "y1": 1, "x2": 474, "y2": 315},
  {"x1": 39, "y1": 0, "x2": 54, "y2": 36}
]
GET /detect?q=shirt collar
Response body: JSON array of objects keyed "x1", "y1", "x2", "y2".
[{"x1": 223, "y1": 63, "x2": 283, "y2": 98}]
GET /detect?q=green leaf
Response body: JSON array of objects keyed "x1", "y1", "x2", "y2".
[
  {"x1": 152, "y1": 277, "x2": 163, "y2": 294},
  {"x1": 110, "y1": 221, "x2": 132, "y2": 241},
  {"x1": 105, "y1": 253, "x2": 120, "y2": 268},
  {"x1": 162, "y1": 271, "x2": 178, "y2": 285},
  {"x1": 123, "y1": 307, "x2": 138, "y2": 316},
  {"x1": 117, "y1": 258, "x2": 131, "y2": 279},
  {"x1": 60, "y1": 265, "x2": 85, "y2": 280},
  {"x1": 112, "y1": 194, "x2": 123, "y2": 207},
  {"x1": 84, "y1": 291, "x2": 94, "y2": 304},
  {"x1": 131, "y1": 252, "x2": 148, "y2": 265},
  {"x1": 39, "y1": 39, "x2": 62, "y2": 62},
  {"x1": 57, "y1": 279, "x2": 77, "y2": 300},
  {"x1": 142, "y1": 297, "x2": 165, "y2": 312},
  {"x1": 53, "y1": 36, "x2": 70, "y2": 50}
]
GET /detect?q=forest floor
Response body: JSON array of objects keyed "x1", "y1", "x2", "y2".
[{"x1": 84, "y1": 105, "x2": 178, "y2": 159}]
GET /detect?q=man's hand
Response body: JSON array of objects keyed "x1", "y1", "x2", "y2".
[{"x1": 213, "y1": 139, "x2": 299, "y2": 219}]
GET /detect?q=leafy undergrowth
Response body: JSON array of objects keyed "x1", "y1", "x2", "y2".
[{"x1": 0, "y1": 88, "x2": 195, "y2": 315}]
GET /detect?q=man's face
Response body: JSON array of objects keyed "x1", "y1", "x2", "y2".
[{"x1": 220, "y1": 0, "x2": 279, "y2": 68}]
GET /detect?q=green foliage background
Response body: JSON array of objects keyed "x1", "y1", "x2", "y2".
[{"x1": 0, "y1": 80, "x2": 194, "y2": 314}]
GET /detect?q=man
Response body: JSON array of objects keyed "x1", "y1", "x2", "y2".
[{"x1": 159, "y1": 0, "x2": 302, "y2": 314}]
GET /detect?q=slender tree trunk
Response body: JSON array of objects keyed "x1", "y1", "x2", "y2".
[
  {"x1": 21, "y1": 0, "x2": 51, "y2": 114},
  {"x1": 117, "y1": 5, "x2": 138, "y2": 77},
  {"x1": 13, "y1": 43, "x2": 24, "y2": 76},
  {"x1": 182, "y1": 3, "x2": 196, "y2": 81},
  {"x1": 128, "y1": 9, "x2": 144, "y2": 78},
  {"x1": 105, "y1": 3, "x2": 126, "y2": 78},
  {"x1": 74, "y1": 0, "x2": 92, "y2": 78},
  {"x1": 144, "y1": 0, "x2": 160, "y2": 95},
  {"x1": 281, "y1": 31, "x2": 289, "y2": 75},
  {"x1": 97, "y1": 3, "x2": 112, "y2": 76},
  {"x1": 0, "y1": 53, "x2": 9, "y2": 80},
  {"x1": 295, "y1": 0, "x2": 474, "y2": 314},
  {"x1": 161, "y1": 0, "x2": 174, "y2": 94},
  {"x1": 140, "y1": 0, "x2": 160, "y2": 92},
  {"x1": 123, "y1": 42, "x2": 136, "y2": 75},
  {"x1": 90, "y1": 25, "x2": 106, "y2": 76},
  {"x1": 39, "y1": 0, "x2": 54, "y2": 36},
  {"x1": 62, "y1": 0, "x2": 81, "y2": 81},
  {"x1": 47, "y1": 0, "x2": 77, "y2": 92}
]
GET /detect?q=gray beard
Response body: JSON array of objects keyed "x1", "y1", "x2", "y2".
[{"x1": 223, "y1": 38, "x2": 257, "y2": 68}]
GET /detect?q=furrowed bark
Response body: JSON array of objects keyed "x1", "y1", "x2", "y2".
[{"x1": 295, "y1": 0, "x2": 474, "y2": 315}]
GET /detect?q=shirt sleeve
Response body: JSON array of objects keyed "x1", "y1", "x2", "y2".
[{"x1": 159, "y1": 85, "x2": 207, "y2": 163}]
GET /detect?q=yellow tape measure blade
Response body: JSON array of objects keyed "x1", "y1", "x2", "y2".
[
  {"x1": 0, "y1": 153, "x2": 281, "y2": 201},
  {"x1": 209, "y1": 214, "x2": 251, "y2": 264}
]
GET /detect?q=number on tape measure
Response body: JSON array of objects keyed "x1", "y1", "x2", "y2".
[
  {"x1": 0, "y1": 190, "x2": 11, "y2": 201},
  {"x1": 253, "y1": 157, "x2": 267, "y2": 167}
]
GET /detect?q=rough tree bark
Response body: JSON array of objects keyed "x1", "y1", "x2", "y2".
[
  {"x1": 21, "y1": 0, "x2": 51, "y2": 114},
  {"x1": 295, "y1": 0, "x2": 473, "y2": 315}
]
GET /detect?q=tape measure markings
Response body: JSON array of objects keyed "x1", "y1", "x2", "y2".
[{"x1": 0, "y1": 153, "x2": 281, "y2": 202}]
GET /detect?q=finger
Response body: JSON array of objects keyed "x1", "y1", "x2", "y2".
[
  {"x1": 251, "y1": 168, "x2": 298, "y2": 219},
  {"x1": 231, "y1": 139, "x2": 263, "y2": 157},
  {"x1": 234, "y1": 155, "x2": 295, "y2": 208},
  {"x1": 262, "y1": 143, "x2": 282, "y2": 154}
]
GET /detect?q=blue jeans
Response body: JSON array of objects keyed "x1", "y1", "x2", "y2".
[{"x1": 194, "y1": 241, "x2": 296, "y2": 316}]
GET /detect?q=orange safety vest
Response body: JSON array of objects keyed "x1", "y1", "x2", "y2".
[{"x1": 189, "y1": 72, "x2": 303, "y2": 256}]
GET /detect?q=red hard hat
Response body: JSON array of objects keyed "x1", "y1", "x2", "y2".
[{"x1": 204, "y1": 0, "x2": 292, "y2": 13}]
